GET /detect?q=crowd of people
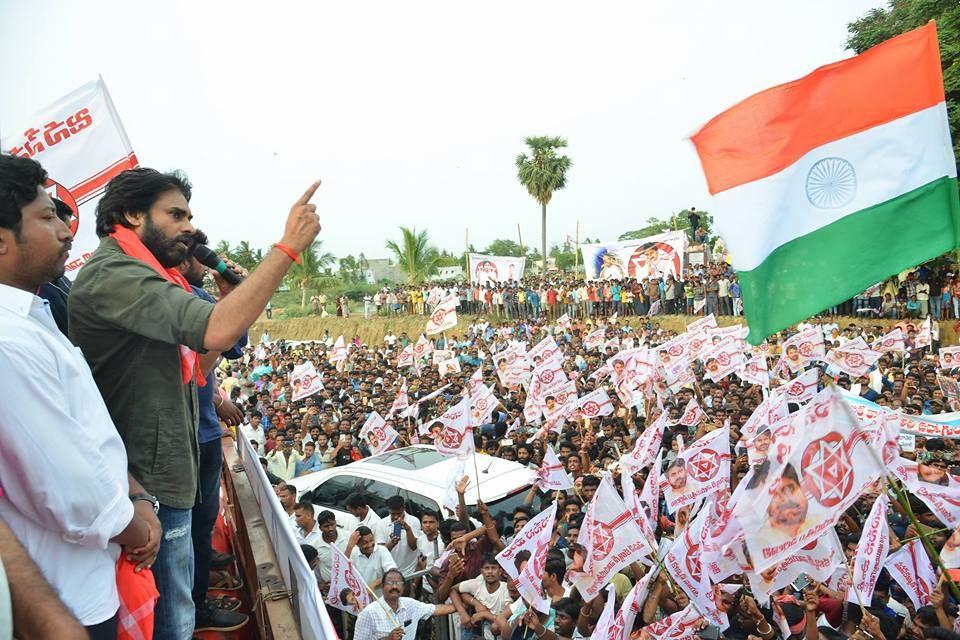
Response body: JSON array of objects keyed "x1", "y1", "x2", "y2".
[
  {"x1": 0, "y1": 154, "x2": 322, "y2": 639},
  {"x1": 307, "y1": 261, "x2": 958, "y2": 323},
  {"x1": 4, "y1": 146, "x2": 960, "y2": 640},
  {"x1": 223, "y1": 272, "x2": 960, "y2": 640}
]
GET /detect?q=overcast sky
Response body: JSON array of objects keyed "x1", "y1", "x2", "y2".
[{"x1": 0, "y1": 0, "x2": 884, "y2": 261}]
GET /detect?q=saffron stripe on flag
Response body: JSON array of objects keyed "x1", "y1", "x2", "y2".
[
  {"x1": 691, "y1": 22, "x2": 943, "y2": 194},
  {"x1": 739, "y1": 176, "x2": 960, "y2": 341},
  {"x1": 711, "y1": 102, "x2": 955, "y2": 271}
]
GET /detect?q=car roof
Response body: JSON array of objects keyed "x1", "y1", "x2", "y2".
[{"x1": 287, "y1": 445, "x2": 533, "y2": 504}]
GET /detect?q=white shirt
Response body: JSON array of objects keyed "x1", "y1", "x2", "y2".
[
  {"x1": 0, "y1": 284, "x2": 134, "y2": 625},
  {"x1": 351, "y1": 544, "x2": 398, "y2": 590},
  {"x1": 356, "y1": 506, "x2": 383, "y2": 529},
  {"x1": 267, "y1": 449, "x2": 302, "y2": 481},
  {"x1": 315, "y1": 533, "x2": 349, "y2": 582},
  {"x1": 354, "y1": 596, "x2": 435, "y2": 640},
  {"x1": 375, "y1": 513, "x2": 422, "y2": 575},
  {"x1": 241, "y1": 423, "x2": 266, "y2": 455},
  {"x1": 297, "y1": 521, "x2": 323, "y2": 548},
  {"x1": 416, "y1": 533, "x2": 445, "y2": 593}
]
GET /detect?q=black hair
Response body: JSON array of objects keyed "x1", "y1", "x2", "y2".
[
  {"x1": 386, "y1": 495, "x2": 405, "y2": 511},
  {"x1": 295, "y1": 501, "x2": 315, "y2": 515},
  {"x1": 554, "y1": 597, "x2": 580, "y2": 621},
  {"x1": 421, "y1": 509, "x2": 440, "y2": 522},
  {"x1": 544, "y1": 558, "x2": 566, "y2": 582},
  {"x1": 481, "y1": 553, "x2": 499, "y2": 567},
  {"x1": 317, "y1": 510, "x2": 336, "y2": 526},
  {"x1": 51, "y1": 198, "x2": 74, "y2": 224},
  {"x1": 277, "y1": 484, "x2": 297, "y2": 498},
  {"x1": 356, "y1": 525, "x2": 373, "y2": 538},
  {"x1": 0, "y1": 154, "x2": 48, "y2": 237},
  {"x1": 383, "y1": 567, "x2": 405, "y2": 585},
  {"x1": 582, "y1": 475, "x2": 601, "y2": 488},
  {"x1": 95, "y1": 167, "x2": 192, "y2": 237},
  {"x1": 300, "y1": 544, "x2": 318, "y2": 563},
  {"x1": 345, "y1": 493, "x2": 368, "y2": 509}
]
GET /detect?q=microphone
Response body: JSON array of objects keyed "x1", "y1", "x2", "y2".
[{"x1": 192, "y1": 244, "x2": 244, "y2": 285}]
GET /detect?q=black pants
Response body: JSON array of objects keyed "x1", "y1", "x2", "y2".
[
  {"x1": 86, "y1": 614, "x2": 118, "y2": 640},
  {"x1": 192, "y1": 439, "x2": 223, "y2": 609}
]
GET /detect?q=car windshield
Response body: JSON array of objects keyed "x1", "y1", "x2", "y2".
[{"x1": 477, "y1": 488, "x2": 553, "y2": 537}]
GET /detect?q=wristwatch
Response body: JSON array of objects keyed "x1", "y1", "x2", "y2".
[{"x1": 130, "y1": 492, "x2": 159, "y2": 514}]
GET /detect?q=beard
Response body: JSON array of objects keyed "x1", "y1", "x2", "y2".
[{"x1": 141, "y1": 216, "x2": 193, "y2": 268}]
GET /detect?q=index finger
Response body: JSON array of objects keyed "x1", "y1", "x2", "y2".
[{"x1": 296, "y1": 180, "x2": 322, "y2": 206}]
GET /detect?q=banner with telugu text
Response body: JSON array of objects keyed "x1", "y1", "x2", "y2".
[
  {"x1": 580, "y1": 230, "x2": 687, "y2": 282},
  {"x1": 2, "y1": 77, "x2": 138, "y2": 279}
]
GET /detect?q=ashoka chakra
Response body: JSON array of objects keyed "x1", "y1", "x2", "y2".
[{"x1": 806, "y1": 157, "x2": 856, "y2": 209}]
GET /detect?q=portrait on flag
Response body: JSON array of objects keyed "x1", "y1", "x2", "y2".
[
  {"x1": 580, "y1": 230, "x2": 688, "y2": 281},
  {"x1": 734, "y1": 387, "x2": 885, "y2": 571},
  {"x1": 660, "y1": 425, "x2": 731, "y2": 513},
  {"x1": 290, "y1": 361, "x2": 324, "y2": 401},
  {"x1": 359, "y1": 411, "x2": 397, "y2": 456},
  {"x1": 468, "y1": 253, "x2": 525, "y2": 285},
  {"x1": 327, "y1": 545, "x2": 372, "y2": 614},
  {"x1": 700, "y1": 336, "x2": 746, "y2": 382},
  {"x1": 781, "y1": 327, "x2": 825, "y2": 373},
  {"x1": 425, "y1": 296, "x2": 458, "y2": 335},
  {"x1": 941, "y1": 346, "x2": 960, "y2": 370}
]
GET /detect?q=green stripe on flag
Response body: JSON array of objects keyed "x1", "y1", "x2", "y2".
[{"x1": 739, "y1": 176, "x2": 960, "y2": 344}]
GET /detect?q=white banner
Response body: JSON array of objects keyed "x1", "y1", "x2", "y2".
[
  {"x1": 580, "y1": 230, "x2": 687, "y2": 281},
  {"x1": 290, "y1": 361, "x2": 324, "y2": 402},
  {"x1": 468, "y1": 253, "x2": 525, "y2": 285},
  {"x1": 3, "y1": 77, "x2": 139, "y2": 279}
]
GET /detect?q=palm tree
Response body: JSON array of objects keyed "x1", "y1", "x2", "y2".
[
  {"x1": 516, "y1": 136, "x2": 572, "y2": 272},
  {"x1": 286, "y1": 240, "x2": 336, "y2": 307},
  {"x1": 386, "y1": 227, "x2": 440, "y2": 284},
  {"x1": 234, "y1": 240, "x2": 264, "y2": 271}
]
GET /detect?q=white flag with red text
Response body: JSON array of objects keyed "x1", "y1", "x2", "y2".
[
  {"x1": 433, "y1": 396, "x2": 474, "y2": 459},
  {"x1": 733, "y1": 386, "x2": 886, "y2": 571},
  {"x1": 291, "y1": 361, "x2": 324, "y2": 401},
  {"x1": 782, "y1": 327, "x2": 825, "y2": 372},
  {"x1": 678, "y1": 397, "x2": 707, "y2": 427},
  {"x1": 737, "y1": 353, "x2": 769, "y2": 387},
  {"x1": 885, "y1": 539, "x2": 936, "y2": 610},
  {"x1": 660, "y1": 426, "x2": 731, "y2": 514},
  {"x1": 425, "y1": 296, "x2": 458, "y2": 335},
  {"x1": 2, "y1": 77, "x2": 139, "y2": 279},
  {"x1": 621, "y1": 412, "x2": 668, "y2": 474},
  {"x1": 533, "y1": 445, "x2": 573, "y2": 492},
  {"x1": 359, "y1": 411, "x2": 397, "y2": 456},
  {"x1": 848, "y1": 494, "x2": 890, "y2": 605},
  {"x1": 872, "y1": 327, "x2": 906, "y2": 353},
  {"x1": 782, "y1": 367, "x2": 820, "y2": 404},
  {"x1": 397, "y1": 345, "x2": 415, "y2": 369},
  {"x1": 823, "y1": 338, "x2": 882, "y2": 378},
  {"x1": 577, "y1": 387, "x2": 614, "y2": 419},
  {"x1": 888, "y1": 456, "x2": 960, "y2": 528},
  {"x1": 572, "y1": 473, "x2": 653, "y2": 599},
  {"x1": 388, "y1": 380, "x2": 409, "y2": 417},
  {"x1": 327, "y1": 544, "x2": 372, "y2": 614}
]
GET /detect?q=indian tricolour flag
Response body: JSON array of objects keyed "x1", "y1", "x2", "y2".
[{"x1": 692, "y1": 22, "x2": 959, "y2": 344}]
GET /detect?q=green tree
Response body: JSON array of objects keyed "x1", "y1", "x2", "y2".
[
  {"x1": 484, "y1": 238, "x2": 525, "y2": 257},
  {"x1": 232, "y1": 240, "x2": 264, "y2": 272},
  {"x1": 338, "y1": 255, "x2": 368, "y2": 284},
  {"x1": 516, "y1": 136, "x2": 573, "y2": 272},
  {"x1": 549, "y1": 243, "x2": 580, "y2": 271},
  {"x1": 386, "y1": 227, "x2": 440, "y2": 284},
  {"x1": 286, "y1": 240, "x2": 336, "y2": 307},
  {"x1": 619, "y1": 209, "x2": 713, "y2": 243},
  {"x1": 846, "y1": 1, "x2": 959, "y2": 165}
]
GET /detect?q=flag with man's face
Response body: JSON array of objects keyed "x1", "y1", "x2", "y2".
[{"x1": 733, "y1": 386, "x2": 885, "y2": 572}]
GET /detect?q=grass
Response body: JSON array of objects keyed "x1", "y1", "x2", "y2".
[{"x1": 250, "y1": 311, "x2": 957, "y2": 346}]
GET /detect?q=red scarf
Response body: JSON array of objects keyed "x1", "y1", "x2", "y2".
[{"x1": 109, "y1": 225, "x2": 205, "y2": 386}]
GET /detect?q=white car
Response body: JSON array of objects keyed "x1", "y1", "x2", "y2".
[{"x1": 286, "y1": 445, "x2": 548, "y2": 536}]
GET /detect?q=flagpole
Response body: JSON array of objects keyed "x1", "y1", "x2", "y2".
[
  {"x1": 518, "y1": 224, "x2": 524, "y2": 257},
  {"x1": 472, "y1": 451, "x2": 483, "y2": 505},
  {"x1": 364, "y1": 583, "x2": 401, "y2": 628},
  {"x1": 575, "y1": 219, "x2": 580, "y2": 276}
]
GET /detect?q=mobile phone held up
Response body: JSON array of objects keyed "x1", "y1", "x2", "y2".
[{"x1": 393, "y1": 521, "x2": 402, "y2": 538}]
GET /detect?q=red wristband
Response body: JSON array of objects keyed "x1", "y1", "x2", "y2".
[{"x1": 273, "y1": 243, "x2": 302, "y2": 265}]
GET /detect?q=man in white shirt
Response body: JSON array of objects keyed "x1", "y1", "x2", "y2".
[
  {"x1": 278, "y1": 485, "x2": 299, "y2": 531},
  {"x1": 416, "y1": 511, "x2": 445, "y2": 591},
  {"x1": 346, "y1": 526, "x2": 397, "y2": 594},
  {"x1": 0, "y1": 155, "x2": 160, "y2": 634},
  {"x1": 295, "y1": 502, "x2": 323, "y2": 548},
  {"x1": 453, "y1": 555, "x2": 511, "y2": 640},
  {"x1": 346, "y1": 493, "x2": 383, "y2": 529},
  {"x1": 313, "y1": 510, "x2": 349, "y2": 591},
  {"x1": 354, "y1": 568, "x2": 457, "y2": 640},
  {"x1": 374, "y1": 496, "x2": 422, "y2": 576},
  {"x1": 240, "y1": 411, "x2": 266, "y2": 455},
  {"x1": 266, "y1": 439, "x2": 302, "y2": 481}
]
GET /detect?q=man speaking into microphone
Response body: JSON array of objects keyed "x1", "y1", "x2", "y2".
[{"x1": 69, "y1": 168, "x2": 321, "y2": 640}]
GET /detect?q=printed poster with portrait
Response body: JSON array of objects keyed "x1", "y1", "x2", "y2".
[
  {"x1": 580, "y1": 230, "x2": 688, "y2": 282},
  {"x1": 734, "y1": 387, "x2": 885, "y2": 572},
  {"x1": 468, "y1": 254, "x2": 526, "y2": 286}
]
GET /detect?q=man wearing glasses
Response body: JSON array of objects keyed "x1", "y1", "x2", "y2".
[{"x1": 354, "y1": 568, "x2": 458, "y2": 640}]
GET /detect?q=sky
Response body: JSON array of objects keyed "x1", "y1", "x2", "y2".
[{"x1": 0, "y1": 0, "x2": 885, "y2": 262}]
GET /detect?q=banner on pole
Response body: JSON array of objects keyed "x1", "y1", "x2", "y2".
[
  {"x1": 468, "y1": 254, "x2": 526, "y2": 286},
  {"x1": 580, "y1": 230, "x2": 687, "y2": 281},
  {"x1": 2, "y1": 77, "x2": 138, "y2": 279}
]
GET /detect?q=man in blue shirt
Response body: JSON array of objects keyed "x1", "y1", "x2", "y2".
[
  {"x1": 295, "y1": 441, "x2": 324, "y2": 476},
  {"x1": 178, "y1": 234, "x2": 250, "y2": 632}
]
